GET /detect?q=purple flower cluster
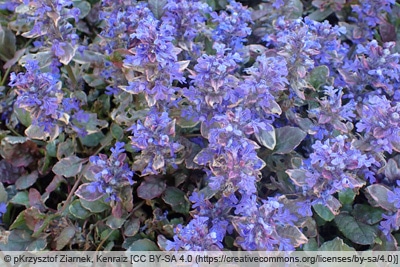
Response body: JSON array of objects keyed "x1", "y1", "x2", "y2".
[
  {"x1": 232, "y1": 196, "x2": 300, "y2": 251},
  {"x1": 162, "y1": 0, "x2": 210, "y2": 58},
  {"x1": 308, "y1": 86, "x2": 355, "y2": 137},
  {"x1": 264, "y1": 17, "x2": 346, "y2": 98},
  {"x1": 356, "y1": 95, "x2": 400, "y2": 153},
  {"x1": 210, "y1": 0, "x2": 252, "y2": 52},
  {"x1": 380, "y1": 181, "x2": 400, "y2": 235},
  {"x1": 339, "y1": 41, "x2": 400, "y2": 98},
  {"x1": 349, "y1": 0, "x2": 394, "y2": 42},
  {"x1": 166, "y1": 215, "x2": 224, "y2": 251},
  {"x1": 289, "y1": 135, "x2": 379, "y2": 216},
  {"x1": 14, "y1": 0, "x2": 80, "y2": 65},
  {"x1": 9, "y1": 60, "x2": 96, "y2": 137},
  {"x1": 85, "y1": 142, "x2": 134, "y2": 202},
  {"x1": 10, "y1": 60, "x2": 62, "y2": 133},
  {"x1": 5, "y1": 0, "x2": 400, "y2": 253},
  {"x1": 129, "y1": 111, "x2": 183, "y2": 176}
]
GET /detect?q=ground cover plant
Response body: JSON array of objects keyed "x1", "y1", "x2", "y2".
[{"x1": 0, "y1": 0, "x2": 399, "y2": 252}]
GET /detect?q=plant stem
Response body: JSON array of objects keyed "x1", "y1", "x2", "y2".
[{"x1": 58, "y1": 137, "x2": 113, "y2": 215}]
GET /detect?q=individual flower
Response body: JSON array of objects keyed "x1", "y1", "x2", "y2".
[{"x1": 0, "y1": 202, "x2": 7, "y2": 223}]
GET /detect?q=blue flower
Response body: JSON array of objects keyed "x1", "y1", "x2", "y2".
[{"x1": 0, "y1": 202, "x2": 7, "y2": 223}]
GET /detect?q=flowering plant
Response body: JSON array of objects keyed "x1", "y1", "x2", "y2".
[{"x1": 0, "y1": 0, "x2": 399, "y2": 252}]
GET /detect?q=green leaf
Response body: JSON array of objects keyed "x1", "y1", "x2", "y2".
[
  {"x1": 73, "y1": 0, "x2": 91, "y2": 18},
  {"x1": 80, "y1": 198, "x2": 109, "y2": 213},
  {"x1": 126, "y1": 239, "x2": 160, "y2": 251},
  {"x1": 100, "y1": 229, "x2": 120, "y2": 241},
  {"x1": 73, "y1": 50, "x2": 104, "y2": 65},
  {"x1": 319, "y1": 237, "x2": 356, "y2": 251},
  {"x1": 175, "y1": 116, "x2": 199, "y2": 128},
  {"x1": 15, "y1": 171, "x2": 39, "y2": 190},
  {"x1": 124, "y1": 218, "x2": 140, "y2": 237},
  {"x1": 0, "y1": 25, "x2": 16, "y2": 61},
  {"x1": 0, "y1": 183, "x2": 7, "y2": 203},
  {"x1": 276, "y1": 225, "x2": 308, "y2": 247},
  {"x1": 273, "y1": 126, "x2": 307, "y2": 154},
  {"x1": 46, "y1": 140, "x2": 58, "y2": 158},
  {"x1": 25, "y1": 124, "x2": 59, "y2": 141},
  {"x1": 137, "y1": 176, "x2": 166, "y2": 200},
  {"x1": 352, "y1": 204, "x2": 384, "y2": 225},
  {"x1": 111, "y1": 123, "x2": 124, "y2": 140},
  {"x1": 52, "y1": 156, "x2": 83, "y2": 178},
  {"x1": 384, "y1": 158, "x2": 400, "y2": 181},
  {"x1": 286, "y1": 0, "x2": 303, "y2": 19},
  {"x1": 75, "y1": 183, "x2": 105, "y2": 201},
  {"x1": 9, "y1": 212, "x2": 28, "y2": 230},
  {"x1": 69, "y1": 199, "x2": 91, "y2": 219},
  {"x1": 338, "y1": 188, "x2": 356, "y2": 205},
  {"x1": 313, "y1": 204, "x2": 335, "y2": 222},
  {"x1": 59, "y1": 43, "x2": 76, "y2": 65},
  {"x1": 365, "y1": 184, "x2": 397, "y2": 212},
  {"x1": 26, "y1": 236, "x2": 47, "y2": 251},
  {"x1": 163, "y1": 187, "x2": 190, "y2": 214},
  {"x1": 55, "y1": 226, "x2": 76, "y2": 250},
  {"x1": 0, "y1": 230, "x2": 35, "y2": 251},
  {"x1": 302, "y1": 238, "x2": 319, "y2": 251},
  {"x1": 57, "y1": 139, "x2": 74, "y2": 159},
  {"x1": 148, "y1": 0, "x2": 167, "y2": 19},
  {"x1": 307, "y1": 7, "x2": 333, "y2": 22},
  {"x1": 254, "y1": 127, "x2": 276, "y2": 150},
  {"x1": 309, "y1": 65, "x2": 330, "y2": 89},
  {"x1": 14, "y1": 107, "x2": 32, "y2": 127},
  {"x1": 335, "y1": 213, "x2": 377, "y2": 245},
  {"x1": 286, "y1": 169, "x2": 308, "y2": 187},
  {"x1": 80, "y1": 132, "x2": 104, "y2": 147},
  {"x1": 106, "y1": 216, "x2": 127, "y2": 229},
  {"x1": 10, "y1": 191, "x2": 29, "y2": 207}
]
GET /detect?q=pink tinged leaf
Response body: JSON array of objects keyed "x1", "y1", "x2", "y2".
[
  {"x1": 75, "y1": 183, "x2": 105, "y2": 201},
  {"x1": 380, "y1": 22, "x2": 396, "y2": 42},
  {"x1": 318, "y1": 114, "x2": 331, "y2": 124},
  {"x1": 23, "y1": 207, "x2": 45, "y2": 232},
  {"x1": 286, "y1": 169, "x2": 308, "y2": 186},
  {"x1": 29, "y1": 188, "x2": 46, "y2": 212},
  {"x1": 332, "y1": 119, "x2": 348, "y2": 133},
  {"x1": 373, "y1": 127, "x2": 387, "y2": 139},
  {"x1": 112, "y1": 202, "x2": 123, "y2": 218},
  {"x1": 55, "y1": 226, "x2": 76, "y2": 250},
  {"x1": 137, "y1": 176, "x2": 166, "y2": 200},
  {"x1": 365, "y1": 184, "x2": 397, "y2": 212},
  {"x1": 324, "y1": 195, "x2": 341, "y2": 215}
]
